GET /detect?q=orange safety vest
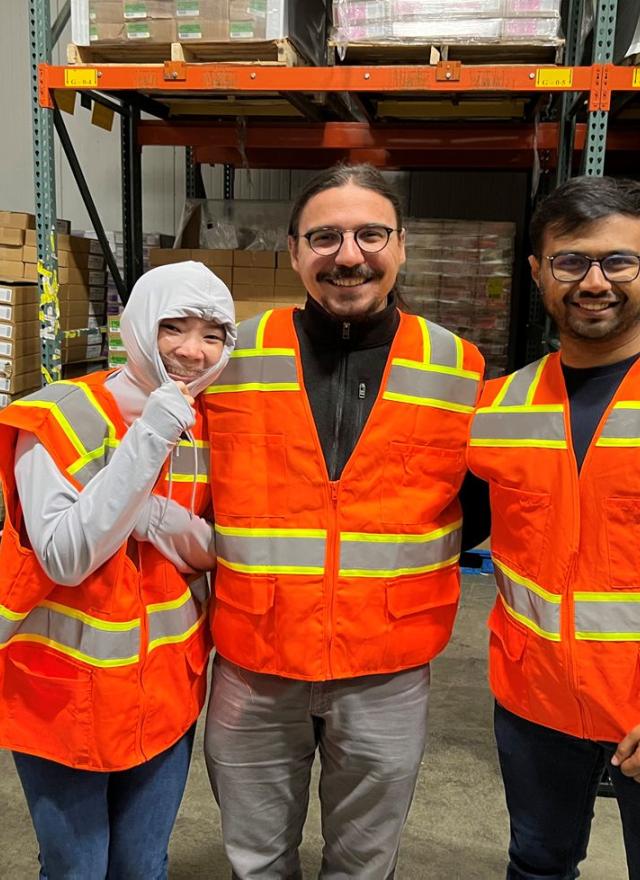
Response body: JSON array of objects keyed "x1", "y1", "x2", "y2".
[
  {"x1": 204, "y1": 307, "x2": 483, "y2": 681},
  {"x1": 468, "y1": 352, "x2": 640, "y2": 742},
  {"x1": 0, "y1": 371, "x2": 212, "y2": 771}
]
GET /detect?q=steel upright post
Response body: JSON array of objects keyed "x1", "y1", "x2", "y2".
[{"x1": 584, "y1": 0, "x2": 618, "y2": 175}]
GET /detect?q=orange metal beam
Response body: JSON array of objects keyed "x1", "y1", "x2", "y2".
[{"x1": 39, "y1": 62, "x2": 598, "y2": 108}]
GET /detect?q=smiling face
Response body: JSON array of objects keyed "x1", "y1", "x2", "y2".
[
  {"x1": 288, "y1": 182, "x2": 406, "y2": 320},
  {"x1": 157, "y1": 316, "x2": 226, "y2": 383},
  {"x1": 530, "y1": 214, "x2": 640, "y2": 365}
]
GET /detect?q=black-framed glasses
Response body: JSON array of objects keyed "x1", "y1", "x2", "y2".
[
  {"x1": 546, "y1": 253, "x2": 640, "y2": 283},
  {"x1": 298, "y1": 224, "x2": 402, "y2": 256}
]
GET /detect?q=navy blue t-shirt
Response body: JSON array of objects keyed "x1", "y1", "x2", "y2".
[{"x1": 561, "y1": 353, "x2": 640, "y2": 471}]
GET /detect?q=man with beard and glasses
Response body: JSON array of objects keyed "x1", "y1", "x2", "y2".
[
  {"x1": 202, "y1": 163, "x2": 488, "y2": 879},
  {"x1": 468, "y1": 175, "x2": 640, "y2": 880}
]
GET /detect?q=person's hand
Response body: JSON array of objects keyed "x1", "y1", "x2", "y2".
[
  {"x1": 175, "y1": 381, "x2": 195, "y2": 410},
  {"x1": 612, "y1": 723, "x2": 640, "y2": 781}
]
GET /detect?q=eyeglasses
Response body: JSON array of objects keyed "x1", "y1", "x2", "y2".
[
  {"x1": 546, "y1": 253, "x2": 640, "y2": 283},
  {"x1": 298, "y1": 225, "x2": 402, "y2": 256}
]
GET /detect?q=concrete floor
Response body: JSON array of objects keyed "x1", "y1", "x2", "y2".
[{"x1": 0, "y1": 575, "x2": 629, "y2": 878}]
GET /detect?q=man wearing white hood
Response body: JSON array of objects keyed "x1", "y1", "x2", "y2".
[{"x1": 0, "y1": 261, "x2": 235, "y2": 879}]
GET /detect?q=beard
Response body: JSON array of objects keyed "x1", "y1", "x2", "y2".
[{"x1": 540, "y1": 284, "x2": 640, "y2": 342}]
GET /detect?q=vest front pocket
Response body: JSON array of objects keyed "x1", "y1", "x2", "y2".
[
  {"x1": 489, "y1": 482, "x2": 551, "y2": 581},
  {"x1": 380, "y1": 442, "x2": 465, "y2": 525},
  {"x1": 605, "y1": 496, "x2": 640, "y2": 589},
  {"x1": 211, "y1": 432, "x2": 287, "y2": 518},
  {"x1": 5, "y1": 647, "x2": 93, "y2": 766}
]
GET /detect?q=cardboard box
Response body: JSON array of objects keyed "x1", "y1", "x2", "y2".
[
  {"x1": 234, "y1": 300, "x2": 274, "y2": 321},
  {"x1": 0, "y1": 300, "x2": 39, "y2": 324},
  {"x1": 123, "y1": 0, "x2": 175, "y2": 19},
  {"x1": 176, "y1": 19, "x2": 229, "y2": 41},
  {"x1": 0, "y1": 262, "x2": 25, "y2": 281},
  {"x1": 90, "y1": 19, "x2": 176, "y2": 41},
  {"x1": 24, "y1": 229, "x2": 99, "y2": 254},
  {"x1": 0, "y1": 212, "x2": 35, "y2": 230},
  {"x1": 275, "y1": 267, "x2": 305, "y2": 289},
  {"x1": 59, "y1": 283, "x2": 108, "y2": 303},
  {"x1": 0, "y1": 283, "x2": 39, "y2": 305},
  {"x1": 0, "y1": 352, "x2": 42, "y2": 377},
  {"x1": 175, "y1": 0, "x2": 227, "y2": 17},
  {"x1": 233, "y1": 267, "x2": 275, "y2": 287},
  {"x1": 233, "y1": 250, "x2": 277, "y2": 269},
  {"x1": 22, "y1": 246, "x2": 105, "y2": 271},
  {"x1": 60, "y1": 299, "x2": 106, "y2": 319},
  {"x1": 192, "y1": 248, "x2": 234, "y2": 267},
  {"x1": 277, "y1": 250, "x2": 292, "y2": 268},
  {"x1": 0, "y1": 371, "x2": 42, "y2": 395},
  {"x1": 22, "y1": 263, "x2": 38, "y2": 282},
  {"x1": 0, "y1": 228, "x2": 25, "y2": 247},
  {"x1": 0, "y1": 244, "x2": 25, "y2": 262},
  {"x1": 232, "y1": 283, "x2": 276, "y2": 300},
  {"x1": 0, "y1": 321, "x2": 40, "y2": 342},
  {"x1": 0, "y1": 335, "x2": 41, "y2": 358},
  {"x1": 149, "y1": 248, "x2": 193, "y2": 266}
]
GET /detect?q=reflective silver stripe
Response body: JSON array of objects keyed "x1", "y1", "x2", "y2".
[
  {"x1": 426, "y1": 320, "x2": 459, "y2": 368},
  {"x1": 575, "y1": 595, "x2": 640, "y2": 639},
  {"x1": 19, "y1": 382, "x2": 111, "y2": 460},
  {"x1": 211, "y1": 353, "x2": 298, "y2": 389},
  {"x1": 597, "y1": 405, "x2": 640, "y2": 445},
  {"x1": 148, "y1": 594, "x2": 203, "y2": 648},
  {"x1": 494, "y1": 562, "x2": 561, "y2": 640},
  {"x1": 471, "y1": 410, "x2": 566, "y2": 444},
  {"x1": 0, "y1": 603, "x2": 140, "y2": 666},
  {"x1": 236, "y1": 312, "x2": 264, "y2": 349},
  {"x1": 166, "y1": 441, "x2": 209, "y2": 482},
  {"x1": 386, "y1": 363, "x2": 478, "y2": 410},
  {"x1": 72, "y1": 443, "x2": 118, "y2": 486},
  {"x1": 339, "y1": 525, "x2": 461, "y2": 577},
  {"x1": 498, "y1": 359, "x2": 545, "y2": 407},
  {"x1": 215, "y1": 527, "x2": 326, "y2": 573}
]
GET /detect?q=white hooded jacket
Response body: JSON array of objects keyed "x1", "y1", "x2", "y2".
[{"x1": 14, "y1": 261, "x2": 236, "y2": 586}]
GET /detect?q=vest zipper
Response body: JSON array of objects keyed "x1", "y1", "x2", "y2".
[
  {"x1": 325, "y1": 480, "x2": 340, "y2": 678},
  {"x1": 328, "y1": 350, "x2": 348, "y2": 480},
  {"x1": 136, "y1": 556, "x2": 149, "y2": 762}
]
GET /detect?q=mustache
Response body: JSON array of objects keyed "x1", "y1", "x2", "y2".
[{"x1": 318, "y1": 267, "x2": 380, "y2": 283}]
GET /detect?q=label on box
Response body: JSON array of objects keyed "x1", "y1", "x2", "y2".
[
  {"x1": 89, "y1": 271, "x2": 107, "y2": 286},
  {"x1": 178, "y1": 23, "x2": 203, "y2": 39},
  {"x1": 124, "y1": 3, "x2": 148, "y2": 19},
  {"x1": 176, "y1": 1, "x2": 200, "y2": 15},
  {"x1": 126, "y1": 23, "x2": 152, "y2": 38},
  {"x1": 248, "y1": 0, "x2": 267, "y2": 17},
  {"x1": 230, "y1": 21, "x2": 255, "y2": 39},
  {"x1": 0, "y1": 342, "x2": 13, "y2": 356}
]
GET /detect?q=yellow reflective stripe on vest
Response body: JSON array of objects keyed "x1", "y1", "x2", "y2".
[
  {"x1": 470, "y1": 356, "x2": 568, "y2": 449},
  {"x1": 0, "y1": 599, "x2": 140, "y2": 667},
  {"x1": 164, "y1": 439, "x2": 210, "y2": 484},
  {"x1": 596, "y1": 402, "x2": 640, "y2": 447},
  {"x1": 215, "y1": 525, "x2": 327, "y2": 575},
  {"x1": 147, "y1": 588, "x2": 206, "y2": 651},
  {"x1": 205, "y1": 312, "x2": 299, "y2": 395},
  {"x1": 339, "y1": 520, "x2": 461, "y2": 577},
  {"x1": 15, "y1": 381, "x2": 118, "y2": 485},
  {"x1": 494, "y1": 560, "x2": 561, "y2": 641},
  {"x1": 574, "y1": 592, "x2": 640, "y2": 640},
  {"x1": 383, "y1": 319, "x2": 479, "y2": 413}
]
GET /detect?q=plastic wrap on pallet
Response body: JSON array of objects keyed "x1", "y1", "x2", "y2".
[
  {"x1": 71, "y1": 0, "x2": 329, "y2": 64},
  {"x1": 331, "y1": 0, "x2": 562, "y2": 45}
]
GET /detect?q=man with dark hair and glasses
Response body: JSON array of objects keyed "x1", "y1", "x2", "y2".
[
  {"x1": 468, "y1": 174, "x2": 640, "y2": 880},
  {"x1": 203, "y1": 163, "x2": 487, "y2": 878}
]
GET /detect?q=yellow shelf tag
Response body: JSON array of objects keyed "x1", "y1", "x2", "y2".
[
  {"x1": 633, "y1": 69, "x2": 640, "y2": 88},
  {"x1": 64, "y1": 69, "x2": 98, "y2": 88},
  {"x1": 535, "y1": 68, "x2": 573, "y2": 89}
]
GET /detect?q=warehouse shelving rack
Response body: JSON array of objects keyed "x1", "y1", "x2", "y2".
[{"x1": 30, "y1": 0, "x2": 639, "y2": 380}]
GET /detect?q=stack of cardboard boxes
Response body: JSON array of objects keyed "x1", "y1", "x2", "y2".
[
  {"x1": 0, "y1": 282, "x2": 42, "y2": 407},
  {"x1": 149, "y1": 247, "x2": 305, "y2": 321}
]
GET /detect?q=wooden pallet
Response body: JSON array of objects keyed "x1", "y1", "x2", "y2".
[
  {"x1": 67, "y1": 38, "x2": 307, "y2": 67},
  {"x1": 328, "y1": 40, "x2": 564, "y2": 66}
]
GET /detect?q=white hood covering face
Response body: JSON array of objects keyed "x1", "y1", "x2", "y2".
[{"x1": 110, "y1": 261, "x2": 236, "y2": 423}]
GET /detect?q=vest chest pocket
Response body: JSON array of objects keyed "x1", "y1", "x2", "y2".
[
  {"x1": 489, "y1": 482, "x2": 551, "y2": 581},
  {"x1": 380, "y1": 442, "x2": 465, "y2": 526},
  {"x1": 605, "y1": 497, "x2": 640, "y2": 589},
  {"x1": 211, "y1": 432, "x2": 287, "y2": 519}
]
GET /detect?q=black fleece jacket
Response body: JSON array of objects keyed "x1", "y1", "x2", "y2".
[{"x1": 293, "y1": 295, "x2": 491, "y2": 551}]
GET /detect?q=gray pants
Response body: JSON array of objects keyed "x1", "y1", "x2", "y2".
[{"x1": 204, "y1": 655, "x2": 430, "y2": 880}]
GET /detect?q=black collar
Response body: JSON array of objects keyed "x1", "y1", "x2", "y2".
[{"x1": 298, "y1": 293, "x2": 400, "y2": 350}]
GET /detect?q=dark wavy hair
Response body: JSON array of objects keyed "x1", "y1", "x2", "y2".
[
  {"x1": 530, "y1": 175, "x2": 640, "y2": 257},
  {"x1": 288, "y1": 163, "x2": 404, "y2": 236}
]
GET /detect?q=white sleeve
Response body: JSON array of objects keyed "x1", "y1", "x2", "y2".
[
  {"x1": 15, "y1": 419, "x2": 175, "y2": 586},
  {"x1": 132, "y1": 495, "x2": 216, "y2": 574}
]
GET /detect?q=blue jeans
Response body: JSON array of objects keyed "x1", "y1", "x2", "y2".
[
  {"x1": 12, "y1": 725, "x2": 196, "y2": 880},
  {"x1": 494, "y1": 702, "x2": 640, "y2": 880}
]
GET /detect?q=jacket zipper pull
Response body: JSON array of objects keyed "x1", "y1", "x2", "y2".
[
  {"x1": 330, "y1": 482, "x2": 339, "y2": 505},
  {"x1": 342, "y1": 322, "x2": 350, "y2": 340},
  {"x1": 358, "y1": 382, "x2": 366, "y2": 399}
]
